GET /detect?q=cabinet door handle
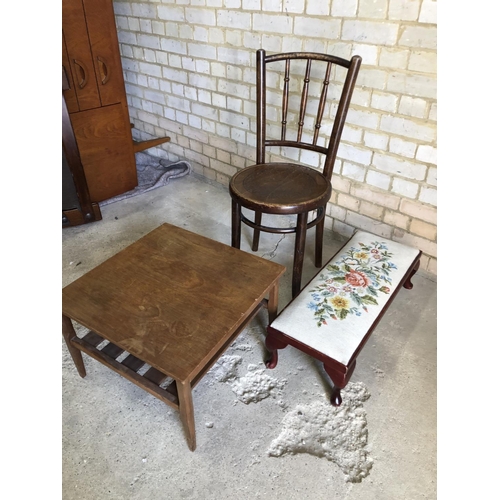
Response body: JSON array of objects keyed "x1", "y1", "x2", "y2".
[
  {"x1": 97, "y1": 56, "x2": 109, "y2": 85},
  {"x1": 73, "y1": 59, "x2": 87, "y2": 89}
]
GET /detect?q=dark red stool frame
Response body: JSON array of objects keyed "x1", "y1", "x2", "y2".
[{"x1": 265, "y1": 254, "x2": 421, "y2": 406}]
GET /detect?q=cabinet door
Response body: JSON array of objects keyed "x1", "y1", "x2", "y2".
[
  {"x1": 70, "y1": 103, "x2": 137, "y2": 202},
  {"x1": 62, "y1": 32, "x2": 79, "y2": 114},
  {"x1": 83, "y1": 0, "x2": 125, "y2": 107},
  {"x1": 62, "y1": 0, "x2": 101, "y2": 111}
]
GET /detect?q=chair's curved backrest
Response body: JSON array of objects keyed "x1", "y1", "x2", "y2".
[{"x1": 256, "y1": 50, "x2": 362, "y2": 181}]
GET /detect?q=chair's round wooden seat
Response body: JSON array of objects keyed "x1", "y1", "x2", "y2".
[{"x1": 229, "y1": 163, "x2": 332, "y2": 214}]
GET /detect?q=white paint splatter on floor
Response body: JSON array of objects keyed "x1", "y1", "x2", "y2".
[
  {"x1": 267, "y1": 382, "x2": 373, "y2": 483},
  {"x1": 231, "y1": 364, "x2": 287, "y2": 404},
  {"x1": 371, "y1": 365, "x2": 385, "y2": 378},
  {"x1": 205, "y1": 355, "x2": 242, "y2": 385},
  {"x1": 232, "y1": 343, "x2": 253, "y2": 352}
]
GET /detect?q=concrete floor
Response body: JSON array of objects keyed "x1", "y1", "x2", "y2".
[{"x1": 62, "y1": 171, "x2": 437, "y2": 499}]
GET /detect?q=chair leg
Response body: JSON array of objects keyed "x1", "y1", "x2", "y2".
[
  {"x1": 292, "y1": 212, "x2": 308, "y2": 298},
  {"x1": 252, "y1": 211, "x2": 262, "y2": 251},
  {"x1": 315, "y1": 211, "x2": 325, "y2": 268},
  {"x1": 231, "y1": 199, "x2": 241, "y2": 249}
]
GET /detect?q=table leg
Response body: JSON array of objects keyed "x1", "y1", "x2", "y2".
[
  {"x1": 62, "y1": 315, "x2": 86, "y2": 378},
  {"x1": 268, "y1": 282, "x2": 279, "y2": 323},
  {"x1": 177, "y1": 379, "x2": 196, "y2": 451}
]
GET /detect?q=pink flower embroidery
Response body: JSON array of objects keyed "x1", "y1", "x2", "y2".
[{"x1": 345, "y1": 270, "x2": 370, "y2": 288}]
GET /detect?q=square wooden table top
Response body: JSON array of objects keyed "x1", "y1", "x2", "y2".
[{"x1": 62, "y1": 223, "x2": 285, "y2": 382}]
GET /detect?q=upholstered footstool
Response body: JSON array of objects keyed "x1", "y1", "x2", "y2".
[{"x1": 265, "y1": 230, "x2": 422, "y2": 406}]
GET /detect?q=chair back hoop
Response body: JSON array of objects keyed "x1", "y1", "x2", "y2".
[{"x1": 256, "y1": 49, "x2": 362, "y2": 180}]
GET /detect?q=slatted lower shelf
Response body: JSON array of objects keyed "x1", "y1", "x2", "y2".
[{"x1": 71, "y1": 331, "x2": 179, "y2": 408}]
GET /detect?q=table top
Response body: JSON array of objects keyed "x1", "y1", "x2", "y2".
[{"x1": 62, "y1": 223, "x2": 285, "y2": 382}]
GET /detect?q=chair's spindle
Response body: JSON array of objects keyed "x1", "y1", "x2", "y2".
[
  {"x1": 281, "y1": 59, "x2": 290, "y2": 141},
  {"x1": 313, "y1": 62, "x2": 332, "y2": 145},
  {"x1": 297, "y1": 59, "x2": 312, "y2": 143}
]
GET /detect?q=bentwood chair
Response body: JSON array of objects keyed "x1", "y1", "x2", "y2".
[{"x1": 229, "y1": 50, "x2": 362, "y2": 298}]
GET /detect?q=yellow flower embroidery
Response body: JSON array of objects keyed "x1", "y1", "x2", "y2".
[
  {"x1": 354, "y1": 251, "x2": 369, "y2": 260},
  {"x1": 329, "y1": 296, "x2": 350, "y2": 309}
]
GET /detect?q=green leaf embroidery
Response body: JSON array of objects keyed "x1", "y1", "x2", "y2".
[
  {"x1": 326, "y1": 264, "x2": 340, "y2": 272},
  {"x1": 339, "y1": 309, "x2": 349, "y2": 320},
  {"x1": 361, "y1": 295, "x2": 378, "y2": 305}
]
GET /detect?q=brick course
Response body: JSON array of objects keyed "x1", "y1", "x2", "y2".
[{"x1": 113, "y1": 0, "x2": 437, "y2": 276}]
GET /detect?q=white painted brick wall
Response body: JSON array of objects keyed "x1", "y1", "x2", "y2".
[
  {"x1": 332, "y1": 0, "x2": 358, "y2": 17},
  {"x1": 388, "y1": 0, "x2": 420, "y2": 21},
  {"x1": 295, "y1": 17, "x2": 341, "y2": 39},
  {"x1": 389, "y1": 137, "x2": 417, "y2": 158},
  {"x1": 358, "y1": 0, "x2": 388, "y2": 19},
  {"x1": 416, "y1": 145, "x2": 437, "y2": 165},
  {"x1": 391, "y1": 177, "x2": 419, "y2": 199},
  {"x1": 419, "y1": 0, "x2": 437, "y2": 23},
  {"x1": 113, "y1": 0, "x2": 437, "y2": 276},
  {"x1": 342, "y1": 162, "x2": 366, "y2": 182},
  {"x1": 366, "y1": 170, "x2": 391, "y2": 190},
  {"x1": 379, "y1": 47, "x2": 409, "y2": 69},
  {"x1": 342, "y1": 20, "x2": 399, "y2": 45},
  {"x1": 399, "y1": 95, "x2": 428, "y2": 119},
  {"x1": 364, "y1": 131, "x2": 389, "y2": 151},
  {"x1": 371, "y1": 92, "x2": 398, "y2": 113},
  {"x1": 408, "y1": 51, "x2": 437, "y2": 74}
]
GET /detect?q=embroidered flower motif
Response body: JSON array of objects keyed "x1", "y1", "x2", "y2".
[
  {"x1": 308, "y1": 238, "x2": 397, "y2": 326},
  {"x1": 345, "y1": 270, "x2": 369, "y2": 288},
  {"x1": 354, "y1": 251, "x2": 369, "y2": 260},
  {"x1": 330, "y1": 296, "x2": 350, "y2": 309}
]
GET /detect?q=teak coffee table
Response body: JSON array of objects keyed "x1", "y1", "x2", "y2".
[{"x1": 62, "y1": 223, "x2": 285, "y2": 451}]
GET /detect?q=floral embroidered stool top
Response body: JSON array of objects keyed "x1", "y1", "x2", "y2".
[{"x1": 268, "y1": 230, "x2": 421, "y2": 367}]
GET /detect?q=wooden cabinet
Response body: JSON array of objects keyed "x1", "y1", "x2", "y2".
[
  {"x1": 62, "y1": 74, "x2": 102, "y2": 227},
  {"x1": 62, "y1": 0, "x2": 169, "y2": 203}
]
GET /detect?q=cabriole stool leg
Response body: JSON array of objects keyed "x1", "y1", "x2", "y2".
[
  {"x1": 323, "y1": 360, "x2": 356, "y2": 407},
  {"x1": 403, "y1": 259, "x2": 420, "y2": 290},
  {"x1": 264, "y1": 332, "x2": 288, "y2": 369}
]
